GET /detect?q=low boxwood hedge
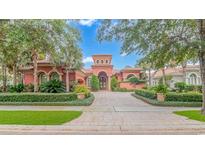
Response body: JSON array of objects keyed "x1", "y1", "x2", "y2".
[
  {"x1": 132, "y1": 93, "x2": 202, "y2": 107},
  {"x1": 113, "y1": 88, "x2": 135, "y2": 92},
  {"x1": 135, "y1": 89, "x2": 156, "y2": 99},
  {"x1": 165, "y1": 92, "x2": 202, "y2": 102},
  {"x1": 0, "y1": 94, "x2": 95, "y2": 106},
  {"x1": 0, "y1": 93, "x2": 77, "y2": 102}
]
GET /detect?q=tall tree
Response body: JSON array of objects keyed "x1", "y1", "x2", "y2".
[
  {"x1": 52, "y1": 24, "x2": 82, "y2": 92},
  {"x1": 0, "y1": 20, "x2": 10, "y2": 91},
  {"x1": 17, "y1": 20, "x2": 70, "y2": 92},
  {"x1": 97, "y1": 19, "x2": 205, "y2": 113}
]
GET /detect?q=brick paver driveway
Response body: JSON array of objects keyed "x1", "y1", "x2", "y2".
[{"x1": 0, "y1": 92, "x2": 205, "y2": 134}]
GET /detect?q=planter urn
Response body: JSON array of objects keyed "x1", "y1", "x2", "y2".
[
  {"x1": 157, "y1": 93, "x2": 165, "y2": 102},
  {"x1": 77, "y1": 93, "x2": 85, "y2": 100}
]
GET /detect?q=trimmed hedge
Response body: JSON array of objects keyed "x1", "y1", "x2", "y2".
[
  {"x1": 135, "y1": 89, "x2": 156, "y2": 99},
  {"x1": 135, "y1": 89, "x2": 203, "y2": 102},
  {"x1": 0, "y1": 93, "x2": 77, "y2": 102},
  {"x1": 165, "y1": 92, "x2": 202, "y2": 102},
  {"x1": 0, "y1": 94, "x2": 95, "y2": 106},
  {"x1": 132, "y1": 93, "x2": 202, "y2": 107},
  {"x1": 113, "y1": 88, "x2": 135, "y2": 92}
]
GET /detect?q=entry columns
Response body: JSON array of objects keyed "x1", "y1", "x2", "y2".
[
  {"x1": 66, "y1": 69, "x2": 70, "y2": 92},
  {"x1": 108, "y1": 75, "x2": 111, "y2": 91}
]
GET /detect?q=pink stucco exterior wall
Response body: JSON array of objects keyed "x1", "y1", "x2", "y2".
[
  {"x1": 119, "y1": 82, "x2": 145, "y2": 90},
  {"x1": 22, "y1": 66, "x2": 87, "y2": 86},
  {"x1": 91, "y1": 65, "x2": 113, "y2": 77},
  {"x1": 23, "y1": 71, "x2": 34, "y2": 85},
  {"x1": 21, "y1": 55, "x2": 145, "y2": 91}
]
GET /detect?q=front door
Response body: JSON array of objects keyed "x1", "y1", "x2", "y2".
[{"x1": 99, "y1": 76, "x2": 107, "y2": 90}]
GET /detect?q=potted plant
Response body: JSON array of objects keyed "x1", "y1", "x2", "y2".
[
  {"x1": 74, "y1": 85, "x2": 90, "y2": 100},
  {"x1": 155, "y1": 84, "x2": 168, "y2": 102}
]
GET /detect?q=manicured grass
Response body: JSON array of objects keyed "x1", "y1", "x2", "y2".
[
  {"x1": 174, "y1": 110, "x2": 205, "y2": 122},
  {"x1": 0, "y1": 110, "x2": 82, "y2": 125}
]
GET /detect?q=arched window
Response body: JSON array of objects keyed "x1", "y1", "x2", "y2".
[
  {"x1": 50, "y1": 72, "x2": 59, "y2": 80},
  {"x1": 189, "y1": 73, "x2": 197, "y2": 85},
  {"x1": 38, "y1": 72, "x2": 47, "y2": 84},
  {"x1": 101, "y1": 60, "x2": 104, "y2": 64},
  {"x1": 96, "y1": 60, "x2": 99, "y2": 64},
  {"x1": 105, "y1": 60, "x2": 108, "y2": 64},
  {"x1": 127, "y1": 74, "x2": 135, "y2": 80}
]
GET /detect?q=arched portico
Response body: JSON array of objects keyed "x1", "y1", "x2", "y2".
[{"x1": 98, "y1": 71, "x2": 109, "y2": 90}]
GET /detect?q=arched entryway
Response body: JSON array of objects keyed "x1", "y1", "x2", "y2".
[{"x1": 98, "y1": 71, "x2": 108, "y2": 90}]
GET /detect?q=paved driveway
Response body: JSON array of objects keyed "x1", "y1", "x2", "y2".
[{"x1": 0, "y1": 92, "x2": 205, "y2": 134}]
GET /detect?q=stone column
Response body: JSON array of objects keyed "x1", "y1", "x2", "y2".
[
  {"x1": 59, "y1": 74, "x2": 62, "y2": 81},
  {"x1": 66, "y1": 70, "x2": 70, "y2": 92},
  {"x1": 46, "y1": 74, "x2": 49, "y2": 81},
  {"x1": 108, "y1": 76, "x2": 111, "y2": 91}
]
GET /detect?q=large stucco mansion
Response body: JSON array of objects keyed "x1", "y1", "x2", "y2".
[
  {"x1": 151, "y1": 65, "x2": 202, "y2": 88},
  {"x1": 20, "y1": 54, "x2": 145, "y2": 91}
]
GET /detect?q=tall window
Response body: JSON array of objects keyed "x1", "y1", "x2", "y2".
[
  {"x1": 101, "y1": 60, "x2": 104, "y2": 64},
  {"x1": 50, "y1": 72, "x2": 59, "y2": 80},
  {"x1": 189, "y1": 73, "x2": 197, "y2": 85}
]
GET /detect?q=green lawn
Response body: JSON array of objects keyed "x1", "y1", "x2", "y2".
[
  {"x1": 0, "y1": 110, "x2": 82, "y2": 125},
  {"x1": 174, "y1": 110, "x2": 205, "y2": 122}
]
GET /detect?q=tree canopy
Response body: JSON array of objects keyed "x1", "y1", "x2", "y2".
[{"x1": 97, "y1": 19, "x2": 201, "y2": 69}]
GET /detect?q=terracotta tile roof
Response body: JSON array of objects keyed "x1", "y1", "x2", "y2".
[
  {"x1": 83, "y1": 68, "x2": 93, "y2": 74},
  {"x1": 152, "y1": 67, "x2": 183, "y2": 78},
  {"x1": 112, "y1": 69, "x2": 120, "y2": 74},
  {"x1": 121, "y1": 67, "x2": 142, "y2": 71},
  {"x1": 152, "y1": 65, "x2": 200, "y2": 78}
]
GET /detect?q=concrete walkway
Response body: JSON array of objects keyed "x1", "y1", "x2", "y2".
[{"x1": 0, "y1": 92, "x2": 205, "y2": 134}]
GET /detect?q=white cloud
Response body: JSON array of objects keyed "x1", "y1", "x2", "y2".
[
  {"x1": 83, "y1": 57, "x2": 93, "y2": 63},
  {"x1": 120, "y1": 53, "x2": 127, "y2": 56},
  {"x1": 78, "y1": 19, "x2": 96, "y2": 26}
]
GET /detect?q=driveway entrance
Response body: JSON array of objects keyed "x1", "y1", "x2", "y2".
[{"x1": 0, "y1": 92, "x2": 205, "y2": 134}]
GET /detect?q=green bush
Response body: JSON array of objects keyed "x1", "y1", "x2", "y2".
[
  {"x1": 128, "y1": 77, "x2": 146, "y2": 84},
  {"x1": 24, "y1": 84, "x2": 34, "y2": 92},
  {"x1": 185, "y1": 85, "x2": 202, "y2": 93},
  {"x1": 0, "y1": 93, "x2": 94, "y2": 106},
  {"x1": 147, "y1": 86, "x2": 157, "y2": 91},
  {"x1": 8, "y1": 83, "x2": 25, "y2": 93},
  {"x1": 0, "y1": 93, "x2": 77, "y2": 102},
  {"x1": 114, "y1": 88, "x2": 134, "y2": 92},
  {"x1": 135, "y1": 89, "x2": 156, "y2": 99},
  {"x1": 155, "y1": 84, "x2": 168, "y2": 94},
  {"x1": 40, "y1": 79, "x2": 66, "y2": 93},
  {"x1": 74, "y1": 85, "x2": 91, "y2": 97},
  {"x1": 132, "y1": 93, "x2": 202, "y2": 107},
  {"x1": 166, "y1": 92, "x2": 202, "y2": 102},
  {"x1": 90, "y1": 75, "x2": 100, "y2": 91},
  {"x1": 111, "y1": 76, "x2": 118, "y2": 91},
  {"x1": 175, "y1": 82, "x2": 187, "y2": 92}
]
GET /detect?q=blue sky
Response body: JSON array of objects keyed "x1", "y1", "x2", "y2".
[{"x1": 74, "y1": 20, "x2": 141, "y2": 70}]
